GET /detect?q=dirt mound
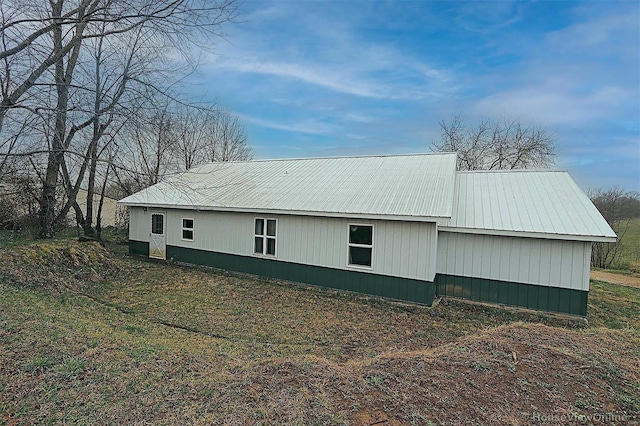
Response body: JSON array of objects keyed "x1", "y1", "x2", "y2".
[
  {"x1": 0, "y1": 240, "x2": 119, "y2": 293},
  {"x1": 226, "y1": 323, "x2": 638, "y2": 425}
]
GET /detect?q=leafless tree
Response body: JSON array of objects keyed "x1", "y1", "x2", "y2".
[
  {"x1": 112, "y1": 107, "x2": 178, "y2": 195},
  {"x1": 112, "y1": 103, "x2": 252, "y2": 197},
  {"x1": 590, "y1": 188, "x2": 639, "y2": 269},
  {"x1": 208, "y1": 108, "x2": 252, "y2": 162},
  {"x1": 173, "y1": 106, "x2": 252, "y2": 168},
  {"x1": 0, "y1": 0, "x2": 239, "y2": 238},
  {"x1": 432, "y1": 115, "x2": 556, "y2": 170}
]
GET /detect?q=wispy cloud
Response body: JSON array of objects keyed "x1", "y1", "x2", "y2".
[
  {"x1": 450, "y1": 0, "x2": 524, "y2": 34},
  {"x1": 217, "y1": 59, "x2": 390, "y2": 99},
  {"x1": 545, "y1": 11, "x2": 639, "y2": 57},
  {"x1": 471, "y1": 85, "x2": 630, "y2": 126},
  {"x1": 237, "y1": 113, "x2": 339, "y2": 136},
  {"x1": 343, "y1": 113, "x2": 375, "y2": 124},
  {"x1": 207, "y1": 2, "x2": 457, "y2": 102},
  {"x1": 467, "y1": 5, "x2": 638, "y2": 129},
  {"x1": 213, "y1": 56, "x2": 453, "y2": 101}
]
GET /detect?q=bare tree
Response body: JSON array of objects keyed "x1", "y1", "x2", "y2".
[
  {"x1": 112, "y1": 103, "x2": 252, "y2": 197},
  {"x1": 432, "y1": 115, "x2": 556, "y2": 170},
  {"x1": 0, "y1": 0, "x2": 239, "y2": 238},
  {"x1": 173, "y1": 106, "x2": 252, "y2": 168},
  {"x1": 209, "y1": 108, "x2": 252, "y2": 162},
  {"x1": 590, "y1": 188, "x2": 639, "y2": 269},
  {"x1": 112, "y1": 107, "x2": 178, "y2": 195}
]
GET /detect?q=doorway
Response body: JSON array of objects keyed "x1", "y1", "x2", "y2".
[{"x1": 149, "y1": 212, "x2": 166, "y2": 260}]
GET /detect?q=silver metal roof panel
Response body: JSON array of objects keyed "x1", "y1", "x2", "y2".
[
  {"x1": 441, "y1": 170, "x2": 617, "y2": 242},
  {"x1": 119, "y1": 153, "x2": 459, "y2": 221}
]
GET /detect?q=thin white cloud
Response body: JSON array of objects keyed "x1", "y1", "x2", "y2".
[
  {"x1": 208, "y1": 4, "x2": 457, "y2": 102},
  {"x1": 470, "y1": 86, "x2": 629, "y2": 126},
  {"x1": 343, "y1": 113, "x2": 376, "y2": 124},
  {"x1": 214, "y1": 56, "x2": 452, "y2": 101},
  {"x1": 545, "y1": 12, "x2": 639, "y2": 56},
  {"x1": 218, "y1": 58, "x2": 387, "y2": 99},
  {"x1": 238, "y1": 113, "x2": 339, "y2": 135},
  {"x1": 451, "y1": 0, "x2": 524, "y2": 34}
]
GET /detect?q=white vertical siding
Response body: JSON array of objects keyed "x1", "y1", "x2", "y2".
[
  {"x1": 129, "y1": 207, "x2": 149, "y2": 242},
  {"x1": 130, "y1": 207, "x2": 439, "y2": 281},
  {"x1": 436, "y1": 231, "x2": 592, "y2": 291},
  {"x1": 276, "y1": 215, "x2": 438, "y2": 281},
  {"x1": 165, "y1": 209, "x2": 252, "y2": 255}
]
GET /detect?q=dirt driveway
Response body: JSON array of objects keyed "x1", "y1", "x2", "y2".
[{"x1": 591, "y1": 270, "x2": 640, "y2": 288}]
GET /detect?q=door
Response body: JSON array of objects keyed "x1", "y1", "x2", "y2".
[{"x1": 149, "y1": 212, "x2": 166, "y2": 260}]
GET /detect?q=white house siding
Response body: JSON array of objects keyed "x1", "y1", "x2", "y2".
[
  {"x1": 436, "y1": 231, "x2": 591, "y2": 291},
  {"x1": 278, "y1": 215, "x2": 437, "y2": 282},
  {"x1": 129, "y1": 207, "x2": 149, "y2": 242},
  {"x1": 131, "y1": 207, "x2": 438, "y2": 281}
]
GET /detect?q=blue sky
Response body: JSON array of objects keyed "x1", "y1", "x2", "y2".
[{"x1": 188, "y1": 0, "x2": 640, "y2": 192}]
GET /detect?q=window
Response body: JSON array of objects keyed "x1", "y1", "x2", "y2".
[
  {"x1": 151, "y1": 214, "x2": 164, "y2": 235},
  {"x1": 254, "y1": 218, "x2": 276, "y2": 255},
  {"x1": 348, "y1": 224, "x2": 373, "y2": 267},
  {"x1": 182, "y1": 218, "x2": 194, "y2": 241}
]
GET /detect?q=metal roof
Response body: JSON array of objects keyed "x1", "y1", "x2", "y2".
[
  {"x1": 119, "y1": 153, "x2": 458, "y2": 221},
  {"x1": 119, "y1": 154, "x2": 615, "y2": 241},
  {"x1": 441, "y1": 170, "x2": 617, "y2": 242}
]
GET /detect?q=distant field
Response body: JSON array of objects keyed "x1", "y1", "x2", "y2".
[
  {"x1": 617, "y1": 218, "x2": 640, "y2": 272},
  {"x1": 1, "y1": 238, "x2": 638, "y2": 425}
]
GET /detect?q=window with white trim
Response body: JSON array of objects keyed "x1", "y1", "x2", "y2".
[
  {"x1": 254, "y1": 218, "x2": 276, "y2": 256},
  {"x1": 348, "y1": 224, "x2": 373, "y2": 267},
  {"x1": 182, "y1": 218, "x2": 194, "y2": 241}
]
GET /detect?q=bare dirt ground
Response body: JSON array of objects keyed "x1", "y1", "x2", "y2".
[{"x1": 591, "y1": 270, "x2": 640, "y2": 288}]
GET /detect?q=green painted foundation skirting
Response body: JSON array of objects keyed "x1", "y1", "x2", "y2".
[
  {"x1": 129, "y1": 240, "x2": 149, "y2": 257},
  {"x1": 434, "y1": 274, "x2": 588, "y2": 317},
  {"x1": 165, "y1": 244, "x2": 435, "y2": 305},
  {"x1": 128, "y1": 241, "x2": 588, "y2": 316}
]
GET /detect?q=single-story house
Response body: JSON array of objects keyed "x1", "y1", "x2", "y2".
[{"x1": 118, "y1": 153, "x2": 616, "y2": 316}]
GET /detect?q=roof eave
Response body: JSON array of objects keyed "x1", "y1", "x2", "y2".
[
  {"x1": 439, "y1": 226, "x2": 617, "y2": 243},
  {"x1": 118, "y1": 201, "x2": 451, "y2": 223}
]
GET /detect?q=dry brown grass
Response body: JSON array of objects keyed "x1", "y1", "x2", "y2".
[
  {"x1": 591, "y1": 269, "x2": 640, "y2": 288},
  {"x1": 1, "y1": 239, "x2": 638, "y2": 425}
]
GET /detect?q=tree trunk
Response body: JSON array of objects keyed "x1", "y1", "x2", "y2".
[
  {"x1": 39, "y1": 1, "x2": 66, "y2": 238},
  {"x1": 38, "y1": 1, "x2": 86, "y2": 238}
]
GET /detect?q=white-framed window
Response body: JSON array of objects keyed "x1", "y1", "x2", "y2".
[
  {"x1": 182, "y1": 218, "x2": 194, "y2": 241},
  {"x1": 347, "y1": 223, "x2": 373, "y2": 268},
  {"x1": 254, "y1": 218, "x2": 277, "y2": 256}
]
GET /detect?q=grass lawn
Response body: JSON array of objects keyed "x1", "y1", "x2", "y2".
[
  {"x1": 1, "y1": 237, "x2": 639, "y2": 425},
  {"x1": 615, "y1": 218, "x2": 640, "y2": 272}
]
